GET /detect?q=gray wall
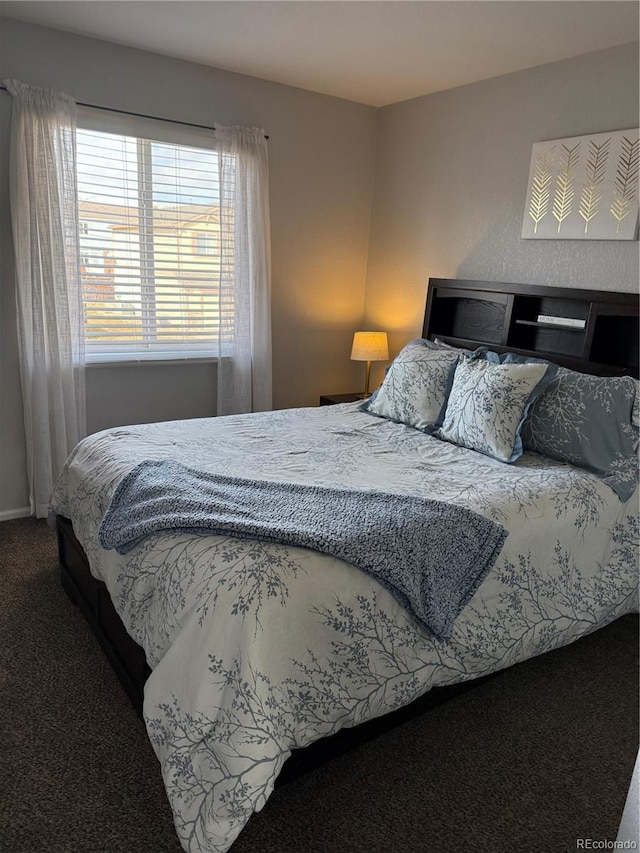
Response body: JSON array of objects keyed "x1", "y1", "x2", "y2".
[
  {"x1": 363, "y1": 42, "x2": 640, "y2": 379},
  {"x1": 0, "y1": 18, "x2": 378, "y2": 514}
]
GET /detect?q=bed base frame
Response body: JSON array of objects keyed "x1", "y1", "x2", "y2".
[{"x1": 57, "y1": 514, "x2": 491, "y2": 784}]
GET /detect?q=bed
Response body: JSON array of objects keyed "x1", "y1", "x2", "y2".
[{"x1": 51, "y1": 278, "x2": 639, "y2": 853}]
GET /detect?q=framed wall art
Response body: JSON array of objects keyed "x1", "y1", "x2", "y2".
[{"x1": 522, "y1": 128, "x2": 639, "y2": 240}]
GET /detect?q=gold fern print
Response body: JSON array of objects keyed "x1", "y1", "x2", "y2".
[
  {"x1": 552, "y1": 142, "x2": 581, "y2": 234},
  {"x1": 579, "y1": 138, "x2": 610, "y2": 234},
  {"x1": 528, "y1": 149, "x2": 554, "y2": 233},
  {"x1": 610, "y1": 136, "x2": 639, "y2": 233}
]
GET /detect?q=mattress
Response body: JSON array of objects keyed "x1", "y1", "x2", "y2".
[{"x1": 50, "y1": 402, "x2": 639, "y2": 853}]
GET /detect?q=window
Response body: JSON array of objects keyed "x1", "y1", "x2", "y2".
[
  {"x1": 192, "y1": 232, "x2": 220, "y2": 256},
  {"x1": 76, "y1": 117, "x2": 234, "y2": 363}
]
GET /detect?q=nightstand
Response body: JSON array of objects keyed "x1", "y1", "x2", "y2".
[{"x1": 319, "y1": 393, "x2": 364, "y2": 406}]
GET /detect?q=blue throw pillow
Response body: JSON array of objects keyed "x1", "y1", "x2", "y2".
[{"x1": 513, "y1": 362, "x2": 639, "y2": 501}]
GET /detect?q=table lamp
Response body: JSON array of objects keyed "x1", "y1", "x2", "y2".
[{"x1": 350, "y1": 331, "x2": 389, "y2": 397}]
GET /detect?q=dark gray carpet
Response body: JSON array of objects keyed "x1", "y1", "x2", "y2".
[{"x1": 0, "y1": 517, "x2": 637, "y2": 853}]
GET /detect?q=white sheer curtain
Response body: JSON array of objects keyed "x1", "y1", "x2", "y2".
[
  {"x1": 5, "y1": 79, "x2": 86, "y2": 518},
  {"x1": 215, "y1": 125, "x2": 272, "y2": 415}
]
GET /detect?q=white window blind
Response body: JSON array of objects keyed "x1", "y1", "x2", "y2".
[{"x1": 76, "y1": 112, "x2": 235, "y2": 363}]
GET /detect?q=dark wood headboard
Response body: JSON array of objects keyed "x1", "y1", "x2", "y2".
[{"x1": 422, "y1": 278, "x2": 639, "y2": 378}]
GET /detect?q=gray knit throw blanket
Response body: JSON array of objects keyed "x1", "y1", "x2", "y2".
[{"x1": 98, "y1": 460, "x2": 508, "y2": 640}]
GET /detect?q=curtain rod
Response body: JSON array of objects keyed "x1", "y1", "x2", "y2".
[{"x1": 0, "y1": 84, "x2": 269, "y2": 139}]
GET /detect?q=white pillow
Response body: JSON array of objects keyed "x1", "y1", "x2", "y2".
[
  {"x1": 436, "y1": 354, "x2": 551, "y2": 462},
  {"x1": 362, "y1": 339, "x2": 459, "y2": 432}
]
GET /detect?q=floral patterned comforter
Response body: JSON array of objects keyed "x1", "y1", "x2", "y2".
[{"x1": 50, "y1": 403, "x2": 639, "y2": 853}]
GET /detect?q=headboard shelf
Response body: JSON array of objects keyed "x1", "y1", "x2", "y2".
[{"x1": 423, "y1": 278, "x2": 639, "y2": 377}]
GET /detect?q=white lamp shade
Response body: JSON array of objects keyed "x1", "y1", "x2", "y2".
[{"x1": 350, "y1": 331, "x2": 389, "y2": 362}]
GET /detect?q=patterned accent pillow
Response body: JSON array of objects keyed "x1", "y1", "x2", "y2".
[
  {"x1": 520, "y1": 367, "x2": 639, "y2": 501},
  {"x1": 435, "y1": 354, "x2": 554, "y2": 463},
  {"x1": 361, "y1": 339, "x2": 462, "y2": 432}
]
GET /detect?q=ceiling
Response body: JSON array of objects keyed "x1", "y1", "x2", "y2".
[{"x1": 1, "y1": 1, "x2": 638, "y2": 107}]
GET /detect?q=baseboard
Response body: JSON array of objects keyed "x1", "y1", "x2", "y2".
[{"x1": 0, "y1": 506, "x2": 32, "y2": 521}]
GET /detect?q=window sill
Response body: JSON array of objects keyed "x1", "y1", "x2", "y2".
[{"x1": 86, "y1": 357, "x2": 219, "y2": 368}]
